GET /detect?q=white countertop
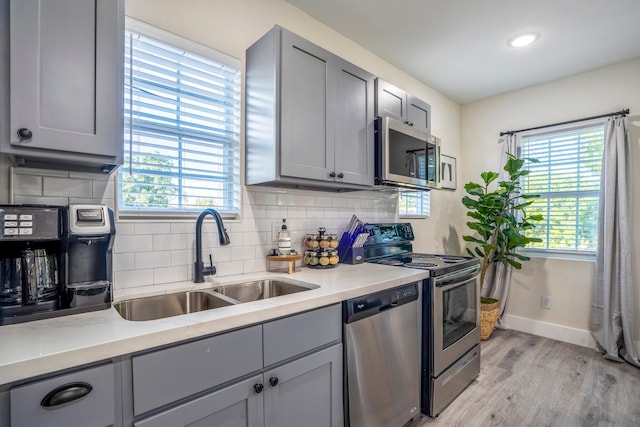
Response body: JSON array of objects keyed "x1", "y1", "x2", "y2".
[{"x1": 0, "y1": 263, "x2": 428, "y2": 386}]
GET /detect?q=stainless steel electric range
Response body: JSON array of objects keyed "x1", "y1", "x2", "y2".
[{"x1": 362, "y1": 223, "x2": 482, "y2": 417}]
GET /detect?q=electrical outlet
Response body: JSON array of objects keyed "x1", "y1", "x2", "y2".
[{"x1": 541, "y1": 295, "x2": 552, "y2": 310}]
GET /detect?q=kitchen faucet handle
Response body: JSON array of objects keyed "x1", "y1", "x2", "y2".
[{"x1": 202, "y1": 254, "x2": 216, "y2": 276}]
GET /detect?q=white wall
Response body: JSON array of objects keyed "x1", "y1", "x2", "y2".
[
  {"x1": 125, "y1": 0, "x2": 463, "y2": 256},
  {"x1": 461, "y1": 59, "x2": 640, "y2": 345},
  {"x1": 1, "y1": 0, "x2": 462, "y2": 294}
]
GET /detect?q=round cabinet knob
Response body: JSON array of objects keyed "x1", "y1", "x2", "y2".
[
  {"x1": 254, "y1": 383, "x2": 264, "y2": 394},
  {"x1": 337, "y1": 172, "x2": 344, "y2": 179},
  {"x1": 269, "y1": 377, "x2": 279, "y2": 387},
  {"x1": 17, "y1": 128, "x2": 33, "y2": 142},
  {"x1": 329, "y1": 172, "x2": 336, "y2": 178}
]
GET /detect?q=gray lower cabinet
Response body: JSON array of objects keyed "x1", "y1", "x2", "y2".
[
  {"x1": 133, "y1": 304, "x2": 343, "y2": 427},
  {"x1": 264, "y1": 344, "x2": 343, "y2": 427},
  {"x1": 246, "y1": 25, "x2": 374, "y2": 190},
  {"x1": 134, "y1": 374, "x2": 264, "y2": 427},
  {"x1": 375, "y1": 78, "x2": 431, "y2": 135},
  {"x1": 0, "y1": 0, "x2": 124, "y2": 173},
  {"x1": 135, "y1": 345, "x2": 342, "y2": 427},
  {"x1": 9, "y1": 363, "x2": 116, "y2": 427}
]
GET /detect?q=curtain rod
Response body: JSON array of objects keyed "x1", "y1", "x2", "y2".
[{"x1": 499, "y1": 108, "x2": 630, "y2": 137}]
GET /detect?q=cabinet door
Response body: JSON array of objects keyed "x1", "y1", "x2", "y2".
[
  {"x1": 407, "y1": 94, "x2": 431, "y2": 135},
  {"x1": 375, "y1": 79, "x2": 406, "y2": 122},
  {"x1": 334, "y1": 60, "x2": 375, "y2": 187},
  {"x1": 9, "y1": 0, "x2": 123, "y2": 161},
  {"x1": 280, "y1": 29, "x2": 334, "y2": 182},
  {"x1": 263, "y1": 344, "x2": 343, "y2": 427},
  {"x1": 135, "y1": 375, "x2": 264, "y2": 427}
]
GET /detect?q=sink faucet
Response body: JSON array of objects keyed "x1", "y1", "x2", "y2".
[{"x1": 194, "y1": 209, "x2": 231, "y2": 283}]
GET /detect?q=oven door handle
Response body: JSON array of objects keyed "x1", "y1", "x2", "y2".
[{"x1": 436, "y1": 264, "x2": 481, "y2": 287}]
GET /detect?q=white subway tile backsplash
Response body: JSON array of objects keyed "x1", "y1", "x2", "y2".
[
  {"x1": 115, "y1": 222, "x2": 135, "y2": 235},
  {"x1": 113, "y1": 252, "x2": 135, "y2": 272},
  {"x1": 114, "y1": 235, "x2": 153, "y2": 253},
  {"x1": 10, "y1": 169, "x2": 399, "y2": 293},
  {"x1": 43, "y1": 177, "x2": 92, "y2": 197},
  {"x1": 215, "y1": 260, "x2": 244, "y2": 276},
  {"x1": 135, "y1": 222, "x2": 171, "y2": 235},
  {"x1": 12, "y1": 195, "x2": 69, "y2": 206},
  {"x1": 153, "y1": 233, "x2": 189, "y2": 251},
  {"x1": 13, "y1": 174, "x2": 42, "y2": 196},
  {"x1": 243, "y1": 259, "x2": 267, "y2": 274},
  {"x1": 92, "y1": 179, "x2": 114, "y2": 200},
  {"x1": 153, "y1": 266, "x2": 189, "y2": 284},
  {"x1": 170, "y1": 249, "x2": 192, "y2": 267},
  {"x1": 231, "y1": 246, "x2": 258, "y2": 261},
  {"x1": 135, "y1": 251, "x2": 171, "y2": 270},
  {"x1": 114, "y1": 269, "x2": 155, "y2": 289}
]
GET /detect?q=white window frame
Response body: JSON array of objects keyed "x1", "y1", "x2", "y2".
[
  {"x1": 518, "y1": 120, "x2": 604, "y2": 261},
  {"x1": 117, "y1": 18, "x2": 241, "y2": 220},
  {"x1": 398, "y1": 189, "x2": 430, "y2": 218}
]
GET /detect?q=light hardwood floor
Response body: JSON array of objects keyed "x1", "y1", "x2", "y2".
[{"x1": 416, "y1": 329, "x2": 640, "y2": 427}]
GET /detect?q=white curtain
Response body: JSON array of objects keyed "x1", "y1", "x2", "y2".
[
  {"x1": 590, "y1": 116, "x2": 639, "y2": 367},
  {"x1": 482, "y1": 134, "x2": 519, "y2": 328}
]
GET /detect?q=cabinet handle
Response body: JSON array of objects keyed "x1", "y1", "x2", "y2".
[
  {"x1": 337, "y1": 172, "x2": 344, "y2": 179},
  {"x1": 17, "y1": 128, "x2": 33, "y2": 142},
  {"x1": 40, "y1": 382, "x2": 93, "y2": 408},
  {"x1": 269, "y1": 376, "x2": 279, "y2": 387},
  {"x1": 253, "y1": 383, "x2": 264, "y2": 394},
  {"x1": 329, "y1": 172, "x2": 336, "y2": 178}
]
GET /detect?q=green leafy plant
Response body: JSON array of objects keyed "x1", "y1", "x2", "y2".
[{"x1": 462, "y1": 153, "x2": 544, "y2": 286}]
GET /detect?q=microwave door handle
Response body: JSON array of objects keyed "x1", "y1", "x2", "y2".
[{"x1": 406, "y1": 152, "x2": 417, "y2": 177}]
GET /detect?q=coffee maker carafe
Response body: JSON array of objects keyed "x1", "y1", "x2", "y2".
[
  {"x1": 0, "y1": 206, "x2": 64, "y2": 323},
  {"x1": 0, "y1": 205, "x2": 115, "y2": 325}
]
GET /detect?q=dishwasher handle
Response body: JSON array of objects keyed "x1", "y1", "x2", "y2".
[{"x1": 344, "y1": 282, "x2": 418, "y2": 323}]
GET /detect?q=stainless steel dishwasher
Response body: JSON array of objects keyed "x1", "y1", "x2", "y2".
[{"x1": 343, "y1": 282, "x2": 420, "y2": 427}]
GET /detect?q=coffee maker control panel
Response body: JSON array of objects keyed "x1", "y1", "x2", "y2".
[{"x1": 0, "y1": 206, "x2": 60, "y2": 240}]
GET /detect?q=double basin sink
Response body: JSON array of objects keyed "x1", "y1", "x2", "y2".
[{"x1": 113, "y1": 279, "x2": 317, "y2": 321}]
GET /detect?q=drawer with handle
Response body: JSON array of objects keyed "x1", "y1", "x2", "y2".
[{"x1": 10, "y1": 363, "x2": 115, "y2": 427}]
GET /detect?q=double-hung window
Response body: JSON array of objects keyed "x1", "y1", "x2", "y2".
[
  {"x1": 519, "y1": 123, "x2": 605, "y2": 258},
  {"x1": 118, "y1": 19, "x2": 241, "y2": 218},
  {"x1": 399, "y1": 190, "x2": 430, "y2": 217}
]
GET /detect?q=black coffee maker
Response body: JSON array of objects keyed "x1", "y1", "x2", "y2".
[{"x1": 0, "y1": 205, "x2": 115, "y2": 325}]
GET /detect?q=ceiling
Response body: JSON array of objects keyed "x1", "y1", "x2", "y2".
[{"x1": 286, "y1": 0, "x2": 640, "y2": 104}]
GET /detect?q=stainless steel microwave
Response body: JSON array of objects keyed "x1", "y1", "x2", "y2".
[{"x1": 375, "y1": 116, "x2": 441, "y2": 190}]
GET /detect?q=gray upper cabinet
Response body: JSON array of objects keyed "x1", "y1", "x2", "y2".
[
  {"x1": 246, "y1": 26, "x2": 374, "y2": 190},
  {"x1": 1, "y1": 0, "x2": 124, "y2": 173},
  {"x1": 375, "y1": 78, "x2": 431, "y2": 135}
]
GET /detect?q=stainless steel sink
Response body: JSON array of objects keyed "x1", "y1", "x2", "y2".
[
  {"x1": 113, "y1": 291, "x2": 233, "y2": 321},
  {"x1": 211, "y1": 279, "x2": 315, "y2": 303}
]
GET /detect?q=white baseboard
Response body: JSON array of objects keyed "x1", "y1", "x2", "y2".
[{"x1": 503, "y1": 314, "x2": 597, "y2": 349}]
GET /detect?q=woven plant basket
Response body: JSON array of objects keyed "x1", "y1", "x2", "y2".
[{"x1": 480, "y1": 300, "x2": 500, "y2": 340}]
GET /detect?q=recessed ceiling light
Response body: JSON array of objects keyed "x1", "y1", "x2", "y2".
[{"x1": 508, "y1": 33, "x2": 539, "y2": 48}]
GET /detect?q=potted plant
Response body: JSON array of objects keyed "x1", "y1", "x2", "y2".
[{"x1": 462, "y1": 153, "x2": 543, "y2": 339}]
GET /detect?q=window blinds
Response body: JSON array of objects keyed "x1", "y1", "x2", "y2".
[
  {"x1": 120, "y1": 30, "x2": 241, "y2": 215},
  {"x1": 520, "y1": 124, "x2": 604, "y2": 252}
]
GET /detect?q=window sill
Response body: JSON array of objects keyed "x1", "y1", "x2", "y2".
[{"x1": 520, "y1": 249, "x2": 596, "y2": 262}]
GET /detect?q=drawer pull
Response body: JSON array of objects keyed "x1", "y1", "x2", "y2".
[{"x1": 41, "y1": 382, "x2": 93, "y2": 408}]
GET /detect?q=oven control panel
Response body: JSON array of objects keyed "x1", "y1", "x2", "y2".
[{"x1": 363, "y1": 223, "x2": 414, "y2": 245}]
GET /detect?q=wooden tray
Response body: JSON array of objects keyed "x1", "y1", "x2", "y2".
[{"x1": 266, "y1": 254, "x2": 302, "y2": 274}]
